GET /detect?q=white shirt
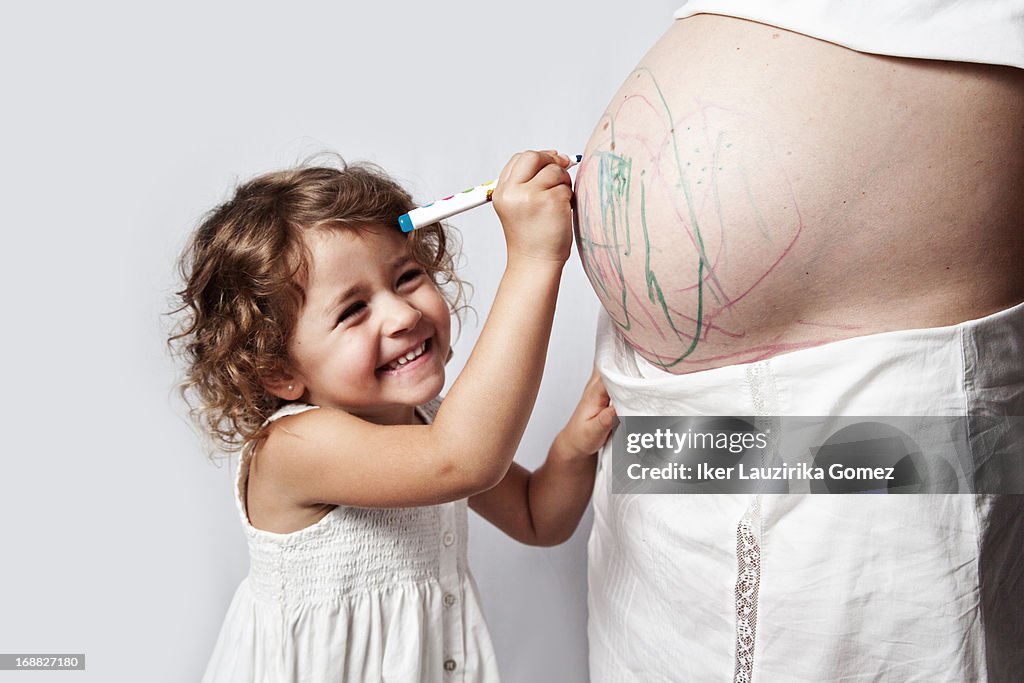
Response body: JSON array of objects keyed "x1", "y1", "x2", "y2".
[{"x1": 675, "y1": 0, "x2": 1024, "y2": 68}]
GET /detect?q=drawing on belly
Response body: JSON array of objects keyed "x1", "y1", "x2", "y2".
[{"x1": 575, "y1": 68, "x2": 803, "y2": 368}]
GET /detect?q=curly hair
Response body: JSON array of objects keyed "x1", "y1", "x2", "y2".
[{"x1": 168, "y1": 158, "x2": 468, "y2": 454}]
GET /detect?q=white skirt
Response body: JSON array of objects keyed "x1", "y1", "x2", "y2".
[{"x1": 589, "y1": 302, "x2": 1024, "y2": 682}]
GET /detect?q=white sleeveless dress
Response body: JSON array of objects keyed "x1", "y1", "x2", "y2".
[{"x1": 202, "y1": 399, "x2": 501, "y2": 682}]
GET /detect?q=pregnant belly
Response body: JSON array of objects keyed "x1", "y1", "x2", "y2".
[{"x1": 575, "y1": 15, "x2": 1024, "y2": 373}]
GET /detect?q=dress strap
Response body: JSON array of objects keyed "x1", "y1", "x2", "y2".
[
  {"x1": 266, "y1": 402, "x2": 320, "y2": 423},
  {"x1": 234, "y1": 403, "x2": 321, "y2": 525}
]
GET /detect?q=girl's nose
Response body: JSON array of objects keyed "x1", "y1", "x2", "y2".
[{"x1": 381, "y1": 294, "x2": 422, "y2": 336}]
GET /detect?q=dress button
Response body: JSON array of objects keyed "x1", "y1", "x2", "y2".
[
  {"x1": 444, "y1": 658, "x2": 457, "y2": 672},
  {"x1": 442, "y1": 531, "x2": 455, "y2": 547},
  {"x1": 443, "y1": 593, "x2": 457, "y2": 607}
]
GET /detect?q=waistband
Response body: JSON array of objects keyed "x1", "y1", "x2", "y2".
[{"x1": 596, "y1": 300, "x2": 1024, "y2": 417}]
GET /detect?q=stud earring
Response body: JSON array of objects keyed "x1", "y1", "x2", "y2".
[{"x1": 287, "y1": 384, "x2": 294, "y2": 392}]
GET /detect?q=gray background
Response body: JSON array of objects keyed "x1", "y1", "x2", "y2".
[{"x1": 0, "y1": 2, "x2": 679, "y2": 681}]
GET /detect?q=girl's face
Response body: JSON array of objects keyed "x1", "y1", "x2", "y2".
[{"x1": 274, "y1": 226, "x2": 451, "y2": 425}]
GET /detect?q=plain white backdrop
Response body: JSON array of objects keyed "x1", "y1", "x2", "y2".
[{"x1": 0, "y1": 2, "x2": 679, "y2": 681}]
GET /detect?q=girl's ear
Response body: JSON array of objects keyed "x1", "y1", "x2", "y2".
[{"x1": 261, "y1": 371, "x2": 306, "y2": 402}]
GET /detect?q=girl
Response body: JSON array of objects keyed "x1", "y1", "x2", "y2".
[{"x1": 170, "y1": 150, "x2": 615, "y2": 682}]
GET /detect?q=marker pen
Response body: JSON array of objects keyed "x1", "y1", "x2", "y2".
[{"x1": 399, "y1": 154, "x2": 582, "y2": 232}]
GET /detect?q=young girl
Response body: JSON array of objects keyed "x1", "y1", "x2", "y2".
[{"x1": 170, "y1": 150, "x2": 615, "y2": 682}]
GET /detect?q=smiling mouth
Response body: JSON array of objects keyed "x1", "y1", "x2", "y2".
[{"x1": 378, "y1": 339, "x2": 431, "y2": 373}]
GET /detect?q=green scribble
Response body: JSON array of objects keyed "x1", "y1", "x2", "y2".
[
  {"x1": 579, "y1": 68, "x2": 746, "y2": 367},
  {"x1": 576, "y1": 124, "x2": 638, "y2": 331},
  {"x1": 595, "y1": 150, "x2": 633, "y2": 330},
  {"x1": 640, "y1": 67, "x2": 716, "y2": 365},
  {"x1": 641, "y1": 180, "x2": 703, "y2": 361}
]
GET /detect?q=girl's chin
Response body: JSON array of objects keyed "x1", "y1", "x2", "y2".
[
  {"x1": 411, "y1": 372, "x2": 446, "y2": 402},
  {"x1": 347, "y1": 379, "x2": 446, "y2": 424},
  {"x1": 381, "y1": 371, "x2": 446, "y2": 407}
]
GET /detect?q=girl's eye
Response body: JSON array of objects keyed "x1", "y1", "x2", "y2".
[
  {"x1": 337, "y1": 302, "x2": 366, "y2": 324},
  {"x1": 398, "y1": 268, "x2": 425, "y2": 286}
]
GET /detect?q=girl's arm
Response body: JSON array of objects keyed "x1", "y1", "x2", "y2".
[
  {"x1": 257, "y1": 151, "x2": 576, "y2": 508},
  {"x1": 469, "y1": 368, "x2": 616, "y2": 546}
]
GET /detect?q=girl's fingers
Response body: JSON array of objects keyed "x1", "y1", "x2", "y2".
[
  {"x1": 597, "y1": 406, "x2": 617, "y2": 430},
  {"x1": 581, "y1": 406, "x2": 617, "y2": 452},
  {"x1": 582, "y1": 389, "x2": 614, "y2": 422},
  {"x1": 505, "y1": 150, "x2": 566, "y2": 184},
  {"x1": 529, "y1": 162, "x2": 573, "y2": 190},
  {"x1": 539, "y1": 149, "x2": 571, "y2": 167},
  {"x1": 496, "y1": 152, "x2": 522, "y2": 187},
  {"x1": 584, "y1": 367, "x2": 610, "y2": 402},
  {"x1": 505, "y1": 151, "x2": 546, "y2": 183},
  {"x1": 497, "y1": 150, "x2": 570, "y2": 190}
]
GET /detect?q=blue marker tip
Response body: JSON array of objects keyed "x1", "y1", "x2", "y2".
[{"x1": 398, "y1": 213, "x2": 414, "y2": 233}]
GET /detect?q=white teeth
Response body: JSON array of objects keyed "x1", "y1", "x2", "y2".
[{"x1": 384, "y1": 342, "x2": 426, "y2": 371}]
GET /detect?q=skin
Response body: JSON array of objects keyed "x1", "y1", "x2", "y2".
[
  {"x1": 246, "y1": 150, "x2": 616, "y2": 544},
  {"x1": 575, "y1": 15, "x2": 1024, "y2": 372}
]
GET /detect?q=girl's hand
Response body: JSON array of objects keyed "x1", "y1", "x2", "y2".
[
  {"x1": 557, "y1": 366, "x2": 617, "y2": 460},
  {"x1": 492, "y1": 150, "x2": 575, "y2": 264}
]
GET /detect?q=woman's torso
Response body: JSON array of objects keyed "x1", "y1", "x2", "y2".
[{"x1": 575, "y1": 13, "x2": 1024, "y2": 372}]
